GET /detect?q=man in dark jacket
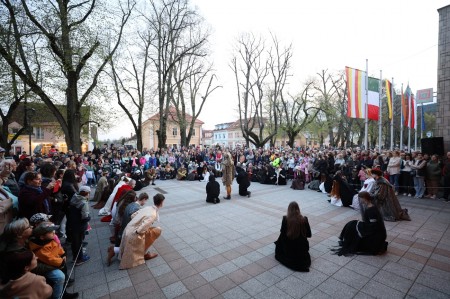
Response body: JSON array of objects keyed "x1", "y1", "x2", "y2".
[
  {"x1": 206, "y1": 175, "x2": 220, "y2": 204},
  {"x1": 67, "y1": 186, "x2": 91, "y2": 265}
]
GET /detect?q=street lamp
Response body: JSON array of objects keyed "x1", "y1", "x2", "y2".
[{"x1": 25, "y1": 107, "x2": 36, "y2": 155}]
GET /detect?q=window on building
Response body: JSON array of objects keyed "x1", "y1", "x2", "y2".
[
  {"x1": 172, "y1": 127, "x2": 178, "y2": 136},
  {"x1": 34, "y1": 127, "x2": 44, "y2": 140},
  {"x1": 10, "y1": 128, "x2": 19, "y2": 134},
  {"x1": 190, "y1": 128, "x2": 195, "y2": 136},
  {"x1": 222, "y1": 134, "x2": 225, "y2": 139}
]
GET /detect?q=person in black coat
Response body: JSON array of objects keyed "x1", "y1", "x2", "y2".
[
  {"x1": 333, "y1": 171, "x2": 357, "y2": 207},
  {"x1": 275, "y1": 201, "x2": 312, "y2": 272},
  {"x1": 333, "y1": 191, "x2": 387, "y2": 256},
  {"x1": 236, "y1": 164, "x2": 251, "y2": 197},
  {"x1": 205, "y1": 175, "x2": 220, "y2": 204}
]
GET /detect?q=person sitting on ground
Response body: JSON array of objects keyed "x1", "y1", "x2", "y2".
[
  {"x1": 206, "y1": 175, "x2": 220, "y2": 204},
  {"x1": 119, "y1": 193, "x2": 165, "y2": 270},
  {"x1": 369, "y1": 169, "x2": 411, "y2": 221},
  {"x1": 350, "y1": 168, "x2": 375, "y2": 210},
  {"x1": 274, "y1": 201, "x2": 311, "y2": 272},
  {"x1": 236, "y1": 163, "x2": 251, "y2": 197},
  {"x1": 145, "y1": 167, "x2": 156, "y2": 185},
  {"x1": 0, "y1": 250, "x2": 53, "y2": 299},
  {"x1": 107, "y1": 192, "x2": 149, "y2": 266},
  {"x1": 290, "y1": 167, "x2": 306, "y2": 190},
  {"x1": 176, "y1": 165, "x2": 187, "y2": 180},
  {"x1": 333, "y1": 191, "x2": 387, "y2": 256}
]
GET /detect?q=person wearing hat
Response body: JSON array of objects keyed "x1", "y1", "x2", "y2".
[
  {"x1": 67, "y1": 186, "x2": 91, "y2": 266},
  {"x1": 28, "y1": 221, "x2": 79, "y2": 299},
  {"x1": 369, "y1": 169, "x2": 410, "y2": 222}
]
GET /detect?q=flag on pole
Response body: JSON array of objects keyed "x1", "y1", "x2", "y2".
[
  {"x1": 385, "y1": 80, "x2": 393, "y2": 120},
  {"x1": 367, "y1": 77, "x2": 380, "y2": 120},
  {"x1": 346, "y1": 67, "x2": 365, "y2": 118},
  {"x1": 403, "y1": 85, "x2": 411, "y2": 127},
  {"x1": 345, "y1": 66, "x2": 379, "y2": 120}
]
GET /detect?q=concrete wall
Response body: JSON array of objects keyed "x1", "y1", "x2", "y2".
[{"x1": 437, "y1": 5, "x2": 450, "y2": 152}]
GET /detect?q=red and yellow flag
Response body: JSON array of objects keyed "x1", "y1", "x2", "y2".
[{"x1": 385, "y1": 80, "x2": 393, "y2": 120}]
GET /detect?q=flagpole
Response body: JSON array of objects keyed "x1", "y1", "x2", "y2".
[
  {"x1": 378, "y1": 70, "x2": 382, "y2": 151},
  {"x1": 400, "y1": 83, "x2": 403, "y2": 151},
  {"x1": 364, "y1": 59, "x2": 369, "y2": 150},
  {"x1": 414, "y1": 95, "x2": 417, "y2": 150},
  {"x1": 420, "y1": 103, "x2": 424, "y2": 139},
  {"x1": 390, "y1": 77, "x2": 394, "y2": 150},
  {"x1": 408, "y1": 86, "x2": 411, "y2": 152}
]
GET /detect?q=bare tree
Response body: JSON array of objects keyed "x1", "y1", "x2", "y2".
[
  {"x1": 0, "y1": 0, "x2": 134, "y2": 153},
  {"x1": 171, "y1": 53, "x2": 220, "y2": 147},
  {"x1": 280, "y1": 83, "x2": 320, "y2": 148},
  {"x1": 231, "y1": 33, "x2": 278, "y2": 148},
  {"x1": 145, "y1": 0, "x2": 208, "y2": 149},
  {"x1": 109, "y1": 24, "x2": 156, "y2": 152}
]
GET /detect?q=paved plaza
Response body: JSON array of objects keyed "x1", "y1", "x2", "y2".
[{"x1": 66, "y1": 179, "x2": 450, "y2": 299}]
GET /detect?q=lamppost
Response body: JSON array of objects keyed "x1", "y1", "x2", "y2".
[{"x1": 25, "y1": 107, "x2": 36, "y2": 155}]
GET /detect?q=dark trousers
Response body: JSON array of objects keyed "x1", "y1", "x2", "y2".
[
  {"x1": 71, "y1": 231, "x2": 85, "y2": 261},
  {"x1": 444, "y1": 175, "x2": 450, "y2": 201}
]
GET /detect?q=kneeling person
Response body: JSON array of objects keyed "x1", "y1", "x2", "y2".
[{"x1": 119, "y1": 193, "x2": 165, "y2": 270}]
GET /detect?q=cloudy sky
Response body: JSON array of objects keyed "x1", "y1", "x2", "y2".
[{"x1": 100, "y1": 0, "x2": 448, "y2": 140}]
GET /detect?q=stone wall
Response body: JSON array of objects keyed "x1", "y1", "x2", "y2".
[{"x1": 437, "y1": 5, "x2": 450, "y2": 153}]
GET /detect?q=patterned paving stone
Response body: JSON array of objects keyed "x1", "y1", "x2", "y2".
[{"x1": 71, "y1": 180, "x2": 450, "y2": 298}]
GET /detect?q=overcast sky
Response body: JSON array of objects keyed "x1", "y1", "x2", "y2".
[{"x1": 99, "y1": 0, "x2": 448, "y2": 140}]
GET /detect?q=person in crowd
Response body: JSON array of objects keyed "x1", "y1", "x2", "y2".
[
  {"x1": 18, "y1": 172, "x2": 55, "y2": 220},
  {"x1": 0, "y1": 183, "x2": 13, "y2": 235},
  {"x1": 410, "y1": 152, "x2": 427, "y2": 199},
  {"x1": 333, "y1": 191, "x2": 387, "y2": 256},
  {"x1": 442, "y1": 152, "x2": 450, "y2": 202},
  {"x1": 0, "y1": 250, "x2": 53, "y2": 299},
  {"x1": 17, "y1": 159, "x2": 35, "y2": 189},
  {"x1": 387, "y1": 151, "x2": 401, "y2": 195},
  {"x1": 350, "y1": 168, "x2": 375, "y2": 210},
  {"x1": 119, "y1": 193, "x2": 165, "y2": 270},
  {"x1": 176, "y1": 164, "x2": 187, "y2": 180},
  {"x1": 291, "y1": 167, "x2": 306, "y2": 190},
  {"x1": 274, "y1": 201, "x2": 311, "y2": 272},
  {"x1": 425, "y1": 154, "x2": 441, "y2": 199},
  {"x1": 67, "y1": 186, "x2": 91, "y2": 265},
  {"x1": 92, "y1": 170, "x2": 109, "y2": 203},
  {"x1": 369, "y1": 169, "x2": 411, "y2": 221},
  {"x1": 221, "y1": 152, "x2": 235, "y2": 200},
  {"x1": 1, "y1": 159, "x2": 19, "y2": 197},
  {"x1": 236, "y1": 163, "x2": 251, "y2": 197},
  {"x1": 98, "y1": 176, "x2": 129, "y2": 216},
  {"x1": 399, "y1": 153, "x2": 414, "y2": 196},
  {"x1": 329, "y1": 171, "x2": 357, "y2": 207},
  {"x1": 206, "y1": 175, "x2": 220, "y2": 204},
  {"x1": 145, "y1": 167, "x2": 157, "y2": 185},
  {"x1": 28, "y1": 221, "x2": 78, "y2": 299}
]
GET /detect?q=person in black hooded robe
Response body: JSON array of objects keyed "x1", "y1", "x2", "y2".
[
  {"x1": 236, "y1": 164, "x2": 251, "y2": 197},
  {"x1": 333, "y1": 171, "x2": 357, "y2": 207},
  {"x1": 334, "y1": 191, "x2": 387, "y2": 256},
  {"x1": 205, "y1": 175, "x2": 220, "y2": 204}
]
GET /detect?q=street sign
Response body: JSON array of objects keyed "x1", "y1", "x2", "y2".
[
  {"x1": 426, "y1": 131, "x2": 432, "y2": 138},
  {"x1": 416, "y1": 88, "x2": 433, "y2": 104}
]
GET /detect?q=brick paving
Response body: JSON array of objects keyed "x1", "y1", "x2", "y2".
[{"x1": 65, "y1": 179, "x2": 450, "y2": 298}]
